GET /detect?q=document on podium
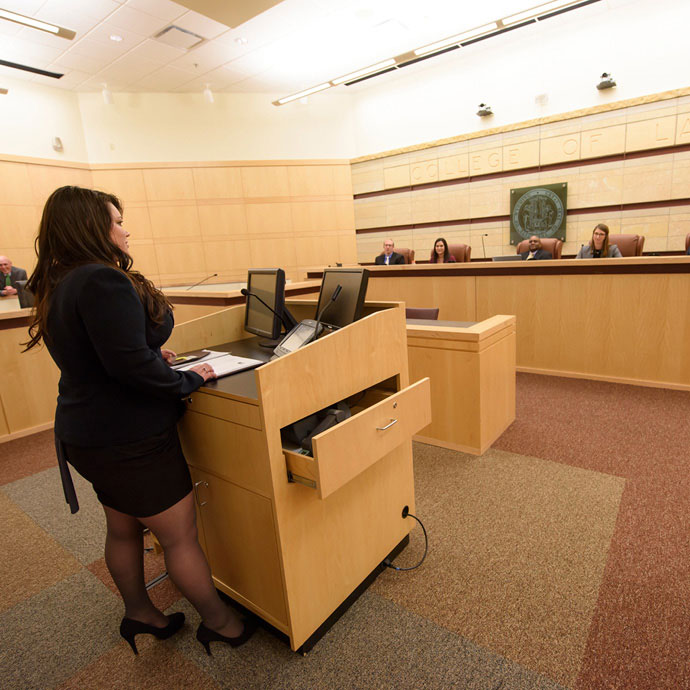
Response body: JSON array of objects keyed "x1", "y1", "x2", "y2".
[{"x1": 173, "y1": 350, "x2": 263, "y2": 379}]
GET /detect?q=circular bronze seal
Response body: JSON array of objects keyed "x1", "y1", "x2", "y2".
[{"x1": 512, "y1": 188, "x2": 564, "y2": 239}]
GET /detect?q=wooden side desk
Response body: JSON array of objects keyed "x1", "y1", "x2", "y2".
[
  {"x1": 407, "y1": 316, "x2": 516, "y2": 455},
  {"x1": 167, "y1": 300, "x2": 431, "y2": 651}
]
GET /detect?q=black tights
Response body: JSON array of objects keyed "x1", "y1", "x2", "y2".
[{"x1": 103, "y1": 492, "x2": 241, "y2": 635}]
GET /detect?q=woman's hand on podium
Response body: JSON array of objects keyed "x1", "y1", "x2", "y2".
[{"x1": 189, "y1": 363, "x2": 217, "y2": 382}]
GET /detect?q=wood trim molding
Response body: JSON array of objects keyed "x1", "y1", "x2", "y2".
[
  {"x1": 308, "y1": 257, "x2": 690, "y2": 280},
  {"x1": 0, "y1": 421, "x2": 54, "y2": 445},
  {"x1": 0, "y1": 155, "x2": 351, "y2": 169},
  {"x1": 517, "y1": 366, "x2": 690, "y2": 393},
  {"x1": 351, "y1": 85, "x2": 690, "y2": 163}
]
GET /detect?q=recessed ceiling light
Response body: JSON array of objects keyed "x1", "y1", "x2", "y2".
[
  {"x1": 235, "y1": 37, "x2": 248, "y2": 45},
  {"x1": 110, "y1": 34, "x2": 123, "y2": 42}
]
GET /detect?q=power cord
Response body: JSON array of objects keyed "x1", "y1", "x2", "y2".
[{"x1": 383, "y1": 508, "x2": 428, "y2": 571}]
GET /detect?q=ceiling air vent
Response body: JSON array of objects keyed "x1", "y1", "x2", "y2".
[{"x1": 153, "y1": 25, "x2": 205, "y2": 50}]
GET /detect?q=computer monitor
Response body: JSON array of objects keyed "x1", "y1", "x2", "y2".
[
  {"x1": 244, "y1": 268, "x2": 296, "y2": 342},
  {"x1": 15, "y1": 280, "x2": 35, "y2": 308},
  {"x1": 314, "y1": 268, "x2": 369, "y2": 329}
]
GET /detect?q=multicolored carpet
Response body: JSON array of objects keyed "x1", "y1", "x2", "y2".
[{"x1": 1, "y1": 373, "x2": 688, "y2": 689}]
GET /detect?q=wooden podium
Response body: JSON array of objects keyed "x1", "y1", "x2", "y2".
[{"x1": 167, "y1": 300, "x2": 431, "y2": 652}]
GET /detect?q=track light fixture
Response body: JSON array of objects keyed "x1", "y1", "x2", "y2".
[
  {"x1": 273, "y1": 0, "x2": 601, "y2": 105},
  {"x1": 596, "y1": 72, "x2": 616, "y2": 90},
  {"x1": 477, "y1": 103, "x2": 493, "y2": 117},
  {"x1": 0, "y1": 8, "x2": 75, "y2": 39}
]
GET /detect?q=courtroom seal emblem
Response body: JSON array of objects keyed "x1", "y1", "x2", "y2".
[{"x1": 512, "y1": 187, "x2": 564, "y2": 240}]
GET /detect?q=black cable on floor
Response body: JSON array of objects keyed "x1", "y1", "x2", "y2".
[{"x1": 383, "y1": 511, "x2": 428, "y2": 571}]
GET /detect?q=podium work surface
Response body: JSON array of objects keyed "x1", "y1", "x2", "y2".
[{"x1": 167, "y1": 300, "x2": 431, "y2": 652}]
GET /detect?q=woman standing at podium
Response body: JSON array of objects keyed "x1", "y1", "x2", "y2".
[{"x1": 25, "y1": 186, "x2": 254, "y2": 655}]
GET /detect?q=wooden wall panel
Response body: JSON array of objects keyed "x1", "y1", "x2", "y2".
[
  {"x1": 1, "y1": 158, "x2": 354, "y2": 288},
  {"x1": 192, "y1": 167, "x2": 244, "y2": 199},
  {"x1": 241, "y1": 166, "x2": 290, "y2": 198},
  {"x1": 143, "y1": 168, "x2": 196, "y2": 201},
  {"x1": 91, "y1": 169, "x2": 148, "y2": 202}
]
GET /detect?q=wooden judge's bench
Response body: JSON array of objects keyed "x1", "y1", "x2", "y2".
[{"x1": 167, "y1": 299, "x2": 431, "y2": 652}]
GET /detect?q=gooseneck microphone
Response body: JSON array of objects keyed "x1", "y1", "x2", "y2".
[
  {"x1": 186, "y1": 273, "x2": 218, "y2": 290},
  {"x1": 314, "y1": 284, "x2": 342, "y2": 336},
  {"x1": 240, "y1": 288, "x2": 283, "y2": 321},
  {"x1": 481, "y1": 233, "x2": 489, "y2": 259}
]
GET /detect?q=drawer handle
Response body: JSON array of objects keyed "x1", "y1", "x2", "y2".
[
  {"x1": 194, "y1": 480, "x2": 208, "y2": 506},
  {"x1": 376, "y1": 418, "x2": 398, "y2": 431}
]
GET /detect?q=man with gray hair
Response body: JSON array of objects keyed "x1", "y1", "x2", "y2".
[{"x1": 0, "y1": 255, "x2": 27, "y2": 297}]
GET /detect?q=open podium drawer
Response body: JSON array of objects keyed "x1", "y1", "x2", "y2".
[{"x1": 284, "y1": 378, "x2": 431, "y2": 499}]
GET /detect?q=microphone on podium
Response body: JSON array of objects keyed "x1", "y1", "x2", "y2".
[
  {"x1": 240, "y1": 288, "x2": 283, "y2": 321},
  {"x1": 186, "y1": 273, "x2": 218, "y2": 290},
  {"x1": 314, "y1": 284, "x2": 342, "y2": 335},
  {"x1": 481, "y1": 234, "x2": 489, "y2": 259}
]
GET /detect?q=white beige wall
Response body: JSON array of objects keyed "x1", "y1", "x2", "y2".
[
  {"x1": 77, "y1": 91, "x2": 356, "y2": 163},
  {"x1": 0, "y1": 76, "x2": 89, "y2": 161},
  {"x1": 347, "y1": 0, "x2": 690, "y2": 157}
]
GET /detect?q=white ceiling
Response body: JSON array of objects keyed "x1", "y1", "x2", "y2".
[{"x1": 0, "y1": 0, "x2": 618, "y2": 97}]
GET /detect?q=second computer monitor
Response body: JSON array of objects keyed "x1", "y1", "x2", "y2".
[
  {"x1": 315, "y1": 268, "x2": 369, "y2": 329},
  {"x1": 244, "y1": 268, "x2": 286, "y2": 340}
]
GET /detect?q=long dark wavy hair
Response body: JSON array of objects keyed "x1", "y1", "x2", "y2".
[
  {"x1": 24, "y1": 185, "x2": 171, "y2": 351},
  {"x1": 430, "y1": 237, "x2": 451, "y2": 263}
]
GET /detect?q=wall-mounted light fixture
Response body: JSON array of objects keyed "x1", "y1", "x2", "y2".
[
  {"x1": 102, "y1": 83, "x2": 113, "y2": 105},
  {"x1": 203, "y1": 84, "x2": 214, "y2": 104},
  {"x1": 597, "y1": 72, "x2": 616, "y2": 90},
  {"x1": 273, "y1": 0, "x2": 601, "y2": 106},
  {"x1": 477, "y1": 103, "x2": 493, "y2": 117},
  {"x1": 0, "y1": 8, "x2": 75, "y2": 39}
]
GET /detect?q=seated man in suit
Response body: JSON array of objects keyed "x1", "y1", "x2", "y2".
[
  {"x1": 0, "y1": 255, "x2": 28, "y2": 297},
  {"x1": 374, "y1": 238, "x2": 406, "y2": 265},
  {"x1": 520, "y1": 236, "x2": 552, "y2": 261}
]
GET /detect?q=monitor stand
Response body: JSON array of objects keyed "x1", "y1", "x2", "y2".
[{"x1": 258, "y1": 337, "x2": 283, "y2": 348}]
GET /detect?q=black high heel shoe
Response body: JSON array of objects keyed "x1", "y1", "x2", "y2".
[
  {"x1": 119, "y1": 611, "x2": 185, "y2": 655},
  {"x1": 196, "y1": 618, "x2": 257, "y2": 655}
]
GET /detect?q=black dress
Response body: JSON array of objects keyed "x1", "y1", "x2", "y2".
[{"x1": 46, "y1": 264, "x2": 204, "y2": 517}]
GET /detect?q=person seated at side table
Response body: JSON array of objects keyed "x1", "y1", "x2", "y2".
[
  {"x1": 374, "y1": 238, "x2": 406, "y2": 265},
  {"x1": 429, "y1": 237, "x2": 456, "y2": 263},
  {"x1": 520, "y1": 236, "x2": 552, "y2": 261},
  {"x1": 575, "y1": 223, "x2": 623, "y2": 258},
  {"x1": 0, "y1": 255, "x2": 27, "y2": 296}
]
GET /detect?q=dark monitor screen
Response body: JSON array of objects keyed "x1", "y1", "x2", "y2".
[
  {"x1": 244, "y1": 268, "x2": 285, "y2": 340},
  {"x1": 315, "y1": 268, "x2": 369, "y2": 329},
  {"x1": 15, "y1": 280, "x2": 35, "y2": 308}
]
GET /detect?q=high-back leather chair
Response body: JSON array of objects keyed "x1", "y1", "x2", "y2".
[
  {"x1": 447, "y1": 243, "x2": 471, "y2": 262},
  {"x1": 685, "y1": 234, "x2": 690, "y2": 253},
  {"x1": 378, "y1": 247, "x2": 414, "y2": 264},
  {"x1": 515, "y1": 237, "x2": 563, "y2": 259},
  {"x1": 609, "y1": 234, "x2": 644, "y2": 257},
  {"x1": 405, "y1": 307, "x2": 439, "y2": 320}
]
